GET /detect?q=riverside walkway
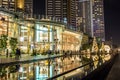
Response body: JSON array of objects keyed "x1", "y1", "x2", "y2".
[
  {"x1": 81, "y1": 53, "x2": 120, "y2": 80},
  {"x1": 1, "y1": 53, "x2": 120, "y2": 80},
  {"x1": 106, "y1": 53, "x2": 120, "y2": 80},
  {"x1": 0, "y1": 54, "x2": 63, "y2": 66},
  {"x1": 0, "y1": 53, "x2": 83, "y2": 80}
]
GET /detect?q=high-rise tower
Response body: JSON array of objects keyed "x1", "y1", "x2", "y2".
[
  {"x1": 0, "y1": 0, "x2": 33, "y2": 17},
  {"x1": 46, "y1": 0, "x2": 76, "y2": 29},
  {"x1": 77, "y1": 0, "x2": 105, "y2": 41},
  {"x1": 76, "y1": 0, "x2": 91, "y2": 34},
  {"x1": 92, "y1": 0, "x2": 105, "y2": 41}
]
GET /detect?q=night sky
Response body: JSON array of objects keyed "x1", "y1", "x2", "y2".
[
  {"x1": 33, "y1": 0, "x2": 120, "y2": 45},
  {"x1": 104, "y1": 0, "x2": 120, "y2": 45}
]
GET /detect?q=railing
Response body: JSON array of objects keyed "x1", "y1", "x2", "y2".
[
  {"x1": 47, "y1": 53, "x2": 116, "y2": 80},
  {"x1": 47, "y1": 60, "x2": 100, "y2": 80}
]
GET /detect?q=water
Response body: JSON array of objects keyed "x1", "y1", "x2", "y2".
[{"x1": 0, "y1": 54, "x2": 82, "y2": 80}]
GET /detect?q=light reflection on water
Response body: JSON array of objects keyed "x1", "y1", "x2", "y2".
[
  {"x1": 0, "y1": 55, "x2": 83, "y2": 80},
  {"x1": 0, "y1": 53, "x2": 110, "y2": 80}
]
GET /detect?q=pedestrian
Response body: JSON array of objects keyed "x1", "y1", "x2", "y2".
[
  {"x1": 16, "y1": 48, "x2": 21, "y2": 59},
  {"x1": 6, "y1": 50, "x2": 8, "y2": 58},
  {"x1": 15, "y1": 48, "x2": 19, "y2": 59},
  {"x1": 18, "y1": 48, "x2": 21, "y2": 58},
  {"x1": 48, "y1": 50, "x2": 51, "y2": 55}
]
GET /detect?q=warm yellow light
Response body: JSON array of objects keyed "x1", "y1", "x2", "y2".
[
  {"x1": 17, "y1": 0, "x2": 24, "y2": 9},
  {"x1": 104, "y1": 54, "x2": 111, "y2": 61},
  {"x1": 27, "y1": 23, "x2": 31, "y2": 27},
  {"x1": 64, "y1": 30, "x2": 80, "y2": 36}
]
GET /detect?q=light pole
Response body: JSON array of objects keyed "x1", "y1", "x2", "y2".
[
  {"x1": 26, "y1": 22, "x2": 34, "y2": 54},
  {"x1": 47, "y1": 25, "x2": 50, "y2": 51},
  {"x1": 54, "y1": 39, "x2": 58, "y2": 52},
  {"x1": 31, "y1": 21, "x2": 36, "y2": 55},
  {"x1": 27, "y1": 23, "x2": 30, "y2": 54},
  {"x1": 6, "y1": 16, "x2": 9, "y2": 57},
  {"x1": 25, "y1": 21, "x2": 35, "y2": 55},
  {"x1": 43, "y1": 40, "x2": 46, "y2": 53}
]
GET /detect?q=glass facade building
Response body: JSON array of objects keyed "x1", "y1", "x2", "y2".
[
  {"x1": 76, "y1": 0, "x2": 105, "y2": 41},
  {"x1": 0, "y1": 9, "x2": 83, "y2": 55},
  {"x1": 0, "y1": 0, "x2": 33, "y2": 17},
  {"x1": 46, "y1": 0, "x2": 76, "y2": 29},
  {"x1": 92, "y1": 0, "x2": 105, "y2": 41}
]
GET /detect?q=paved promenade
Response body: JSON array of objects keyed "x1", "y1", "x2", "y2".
[
  {"x1": 106, "y1": 53, "x2": 120, "y2": 80},
  {"x1": 0, "y1": 54, "x2": 63, "y2": 66}
]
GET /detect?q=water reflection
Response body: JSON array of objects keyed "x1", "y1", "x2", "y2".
[
  {"x1": 0, "y1": 55, "x2": 82, "y2": 80},
  {"x1": 0, "y1": 53, "x2": 111, "y2": 80}
]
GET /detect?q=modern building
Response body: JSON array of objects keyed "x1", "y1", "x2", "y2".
[
  {"x1": 24, "y1": 0, "x2": 33, "y2": 17},
  {"x1": 46, "y1": 0, "x2": 76, "y2": 30},
  {"x1": 0, "y1": 0, "x2": 33, "y2": 17},
  {"x1": 76, "y1": 0, "x2": 91, "y2": 34},
  {"x1": 0, "y1": 0, "x2": 16, "y2": 11},
  {"x1": 0, "y1": 9, "x2": 83, "y2": 55},
  {"x1": 92, "y1": 0, "x2": 105, "y2": 41},
  {"x1": 76, "y1": 0, "x2": 105, "y2": 41}
]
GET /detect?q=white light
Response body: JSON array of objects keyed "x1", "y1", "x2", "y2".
[{"x1": 20, "y1": 37, "x2": 24, "y2": 42}]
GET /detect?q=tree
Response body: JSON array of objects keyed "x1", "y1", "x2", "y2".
[
  {"x1": 0, "y1": 66, "x2": 7, "y2": 78},
  {"x1": 81, "y1": 34, "x2": 89, "y2": 45},
  {"x1": 100, "y1": 42, "x2": 105, "y2": 52},
  {"x1": 92, "y1": 37, "x2": 98, "y2": 53},
  {"x1": 81, "y1": 34, "x2": 93, "y2": 50},
  {"x1": 81, "y1": 34, "x2": 89, "y2": 50},
  {"x1": 0, "y1": 35, "x2": 8, "y2": 49},
  {"x1": 9, "y1": 37, "x2": 18, "y2": 55},
  {"x1": 81, "y1": 43, "x2": 91, "y2": 50},
  {"x1": 0, "y1": 34, "x2": 8, "y2": 54}
]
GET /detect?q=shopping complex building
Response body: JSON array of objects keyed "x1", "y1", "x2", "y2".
[{"x1": 0, "y1": 8, "x2": 83, "y2": 55}]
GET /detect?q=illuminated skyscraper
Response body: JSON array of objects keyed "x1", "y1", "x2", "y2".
[
  {"x1": 0, "y1": 0, "x2": 33, "y2": 17},
  {"x1": 77, "y1": 0, "x2": 105, "y2": 41},
  {"x1": 24, "y1": 0, "x2": 33, "y2": 17},
  {"x1": 46, "y1": 0, "x2": 76, "y2": 29},
  {"x1": 92, "y1": 0, "x2": 105, "y2": 41},
  {"x1": 0, "y1": 0, "x2": 16, "y2": 11},
  {"x1": 76, "y1": 0, "x2": 91, "y2": 33}
]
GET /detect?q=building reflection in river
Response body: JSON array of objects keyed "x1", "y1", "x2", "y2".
[{"x1": 0, "y1": 54, "x2": 82, "y2": 80}]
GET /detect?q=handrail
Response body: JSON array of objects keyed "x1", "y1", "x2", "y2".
[
  {"x1": 81, "y1": 53, "x2": 117, "y2": 80},
  {"x1": 47, "y1": 54, "x2": 116, "y2": 80}
]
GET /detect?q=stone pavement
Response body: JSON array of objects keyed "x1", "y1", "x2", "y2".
[
  {"x1": 106, "y1": 53, "x2": 120, "y2": 80},
  {"x1": 0, "y1": 54, "x2": 62, "y2": 66}
]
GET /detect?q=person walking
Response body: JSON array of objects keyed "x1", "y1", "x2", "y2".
[
  {"x1": 15, "y1": 48, "x2": 19, "y2": 59},
  {"x1": 18, "y1": 48, "x2": 21, "y2": 58},
  {"x1": 16, "y1": 48, "x2": 21, "y2": 59}
]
